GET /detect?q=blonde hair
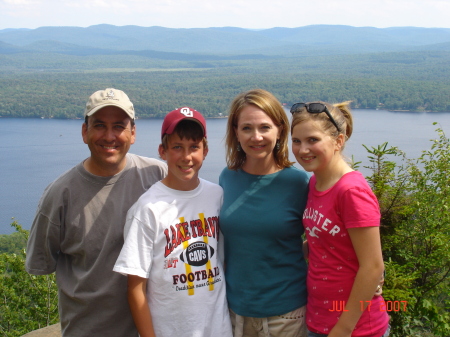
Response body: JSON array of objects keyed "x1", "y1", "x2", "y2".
[
  {"x1": 291, "y1": 101, "x2": 353, "y2": 149},
  {"x1": 225, "y1": 89, "x2": 293, "y2": 170}
]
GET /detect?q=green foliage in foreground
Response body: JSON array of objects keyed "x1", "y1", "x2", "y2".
[
  {"x1": 0, "y1": 222, "x2": 27, "y2": 255},
  {"x1": 364, "y1": 126, "x2": 450, "y2": 336},
  {"x1": 0, "y1": 127, "x2": 449, "y2": 336},
  {"x1": 0, "y1": 222, "x2": 58, "y2": 337}
]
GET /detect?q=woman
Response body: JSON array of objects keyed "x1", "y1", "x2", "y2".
[
  {"x1": 219, "y1": 89, "x2": 309, "y2": 337},
  {"x1": 290, "y1": 101, "x2": 390, "y2": 337}
]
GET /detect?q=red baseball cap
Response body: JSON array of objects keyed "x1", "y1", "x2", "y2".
[{"x1": 161, "y1": 107, "x2": 207, "y2": 139}]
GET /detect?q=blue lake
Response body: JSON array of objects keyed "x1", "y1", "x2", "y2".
[{"x1": 1, "y1": 109, "x2": 450, "y2": 234}]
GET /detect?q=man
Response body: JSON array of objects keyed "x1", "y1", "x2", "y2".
[{"x1": 26, "y1": 88, "x2": 167, "y2": 336}]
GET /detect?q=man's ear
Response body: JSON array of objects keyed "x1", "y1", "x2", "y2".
[
  {"x1": 82, "y1": 123, "x2": 88, "y2": 144},
  {"x1": 130, "y1": 124, "x2": 136, "y2": 145}
]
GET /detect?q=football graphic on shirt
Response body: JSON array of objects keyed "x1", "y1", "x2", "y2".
[{"x1": 180, "y1": 241, "x2": 215, "y2": 267}]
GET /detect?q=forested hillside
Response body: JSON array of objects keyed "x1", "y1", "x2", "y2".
[
  {"x1": 0, "y1": 51, "x2": 449, "y2": 118},
  {"x1": 1, "y1": 24, "x2": 449, "y2": 117}
]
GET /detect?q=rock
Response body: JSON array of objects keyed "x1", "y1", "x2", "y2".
[{"x1": 21, "y1": 324, "x2": 61, "y2": 337}]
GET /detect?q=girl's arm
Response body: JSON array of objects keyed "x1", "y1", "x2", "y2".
[
  {"x1": 127, "y1": 274, "x2": 157, "y2": 337},
  {"x1": 302, "y1": 239, "x2": 309, "y2": 260},
  {"x1": 328, "y1": 226, "x2": 385, "y2": 337}
]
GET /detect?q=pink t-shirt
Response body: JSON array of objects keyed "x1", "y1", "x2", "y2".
[{"x1": 304, "y1": 171, "x2": 389, "y2": 337}]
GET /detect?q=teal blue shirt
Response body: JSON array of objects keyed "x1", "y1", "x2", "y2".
[{"x1": 219, "y1": 166, "x2": 309, "y2": 317}]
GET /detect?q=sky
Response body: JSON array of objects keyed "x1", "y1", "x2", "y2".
[{"x1": 1, "y1": 0, "x2": 450, "y2": 30}]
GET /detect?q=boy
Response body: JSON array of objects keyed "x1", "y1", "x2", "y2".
[{"x1": 113, "y1": 107, "x2": 232, "y2": 337}]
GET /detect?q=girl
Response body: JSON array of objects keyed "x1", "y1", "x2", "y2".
[{"x1": 290, "y1": 101, "x2": 390, "y2": 337}]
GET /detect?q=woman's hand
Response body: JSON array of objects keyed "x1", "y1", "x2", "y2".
[{"x1": 375, "y1": 271, "x2": 385, "y2": 296}]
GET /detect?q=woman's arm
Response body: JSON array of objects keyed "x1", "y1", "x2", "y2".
[
  {"x1": 327, "y1": 226, "x2": 385, "y2": 337},
  {"x1": 127, "y1": 274, "x2": 156, "y2": 337}
]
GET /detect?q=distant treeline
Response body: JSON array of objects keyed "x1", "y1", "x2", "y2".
[{"x1": 1, "y1": 51, "x2": 449, "y2": 117}]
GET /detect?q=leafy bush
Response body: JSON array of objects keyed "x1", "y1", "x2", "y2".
[
  {"x1": 364, "y1": 125, "x2": 450, "y2": 336},
  {"x1": 0, "y1": 220, "x2": 27, "y2": 255},
  {"x1": 0, "y1": 222, "x2": 58, "y2": 337}
]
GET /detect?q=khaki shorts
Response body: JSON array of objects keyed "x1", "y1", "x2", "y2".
[
  {"x1": 230, "y1": 306, "x2": 307, "y2": 337},
  {"x1": 307, "y1": 324, "x2": 390, "y2": 337}
]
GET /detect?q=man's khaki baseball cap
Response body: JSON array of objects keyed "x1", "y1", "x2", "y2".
[{"x1": 84, "y1": 88, "x2": 135, "y2": 119}]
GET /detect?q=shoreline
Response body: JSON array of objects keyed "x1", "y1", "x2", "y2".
[{"x1": 1, "y1": 109, "x2": 450, "y2": 120}]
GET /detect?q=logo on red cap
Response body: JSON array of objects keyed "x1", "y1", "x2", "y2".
[
  {"x1": 180, "y1": 107, "x2": 194, "y2": 117},
  {"x1": 161, "y1": 106, "x2": 207, "y2": 139}
]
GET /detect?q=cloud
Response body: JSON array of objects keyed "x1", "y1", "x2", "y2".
[
  {"x1": 3, "y1": 0, "x2": 39, "y2": 5},
  {"x1": 1, "y1": 0, "x2": 450, "y2": 29},
  {"x1": 65, "y1": 0, "x2": 127, "y2": 9}
]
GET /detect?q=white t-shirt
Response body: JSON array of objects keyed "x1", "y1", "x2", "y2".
[{"x1": 114, "y1": 179, "x2": 232, "y2": 337}]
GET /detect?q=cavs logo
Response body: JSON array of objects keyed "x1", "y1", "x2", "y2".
[{"x1": 179, "y1": 241, "x2": 215, "y2": 267}]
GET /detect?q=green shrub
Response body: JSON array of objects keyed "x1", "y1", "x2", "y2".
[
  {"x1": 0, "y1": 222, "x2": 59, "y2": 337},
  {"x1": 364, "y1": 126, "x2": 450, "y2": 337}
]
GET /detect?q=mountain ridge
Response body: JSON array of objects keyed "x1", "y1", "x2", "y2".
[{"x1": 1, "y1": 24, "x2": 450, "y2": 56}]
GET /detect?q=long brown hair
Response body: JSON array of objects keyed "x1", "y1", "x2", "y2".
[{"x1": 225, "y1": 89, "x2": 294, "y2": 170}]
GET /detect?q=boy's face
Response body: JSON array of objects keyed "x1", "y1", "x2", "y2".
[{"x1": 158, "y1": 133, "x2": 208, "y2": 191}]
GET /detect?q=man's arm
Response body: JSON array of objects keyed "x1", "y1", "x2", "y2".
[
  {"x1": 127, "y1": 274, "x2": 156, "y2": 337},
  {"x1": 25, "y1": 212, "x2": 60, "y2": 275}
]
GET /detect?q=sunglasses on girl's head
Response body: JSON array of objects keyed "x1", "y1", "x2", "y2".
[{"x1": 290, "y1": 102, "x2": 341, "y2": 132}]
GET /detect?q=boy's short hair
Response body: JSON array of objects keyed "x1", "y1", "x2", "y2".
[{"x1": 161, "y1": 107, "x2": 208, "y2": 149}]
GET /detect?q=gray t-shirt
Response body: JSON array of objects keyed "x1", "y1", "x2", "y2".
[{"x1": 26, "y1": 153, "x2": 167, "y2": 337}]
